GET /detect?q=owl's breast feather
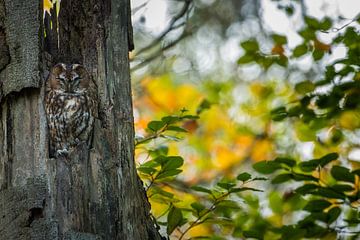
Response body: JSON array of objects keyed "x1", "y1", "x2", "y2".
[{"x1": 63, "y1": 95, "x2": 84, "y2": 117}]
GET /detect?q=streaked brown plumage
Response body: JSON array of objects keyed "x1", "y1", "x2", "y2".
[{"x1": 45, "y1": 63, "x2": 98, "y2": 157}]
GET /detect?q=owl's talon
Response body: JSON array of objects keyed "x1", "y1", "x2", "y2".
[{"x1": 55, "y1": 148, "x2": 69, "y2": 158}]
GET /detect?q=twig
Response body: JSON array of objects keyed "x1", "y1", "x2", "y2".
[
  {"x1": 134, "y1": 0, "x2": 193, "y2": 57},
  {"x1": 178, "y1": 191, "x2": 230, "y2": 240},
  {"x1": 131, "y1": 31, "x2": 190, "y2": 72},
  {"x1": 132, "y1": 1, "x2": 148, "y2": 15},
  {"x1": 135, "y1": 122, "x2": 171, "y2": 146}
]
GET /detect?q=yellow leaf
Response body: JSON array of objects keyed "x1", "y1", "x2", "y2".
[
  {"x1": 144, "y1": 75, "x2": 202, "y2": 112},
  {"x1": 250, "y1": 82, "x2": 270, "y2": 98},
  {"x1": 339, "y1": 111, "x2": 360, "y2": 130},
  {"x1": 44, "y1": 0, "x2": 53, "y2": 14},
  {"x1": 188, "y1": 224, "x2": 211, "y2": 238},
  {"x1": 294, "y1": 122, "x2": 316, "y2": 141},
  {"x1": 213, "y1": 145, "x2": 239, "y2": 170},
  {"x1": 354, "y1": 72, "x2": 360, "y2": 81},
  {"x1": 251, "y1": 139, "x2": 274, "y2": 162}
]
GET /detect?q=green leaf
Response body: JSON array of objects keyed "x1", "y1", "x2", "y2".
[
  {"x1": 243, "y1": 230, "x2": 263, "y2": 239},
  {"x1": 162, "y1": 156, "x2": 184, "y2": 171},
  {"x1": 271, "y1": 173, "x2": 293, "y2": 184},
  {"x1": 149, "y1": 186, "x2": 174, "y2": 199},
  {"x1": 293, "y1": 44, "x2": 308, "y2": 57},
  {"x1": 298, "y1": 160, "x2": 320, "y2": 172},
  {"x1": 331, "y1": 184, "x2": 353, "y2": 192},
  {"x1": 241, "y1": 39, "x2": 259, "y2": 52},
  {"x1": 181, "y1": 115, "x2": 199, "y2": 120},
  {"x1": 191, "y1": 185, "x2": 212, "y2": 194},
  {"x1": 299, "y1": 153, "x2": 338, "y2": 172},
  {"x1": 154, "y1": 156, "x2": 169, "y2": 166},
  {"x1": 304, "y1": 200, "x2": 331, "y2": 212},
  {"x1": 295, "y1": 184, "x2": 319, "y2": 195},
  {"x1": 270, "y1": 106, "x2": 288, "y2": 121},
  {"x1": 191, "y1": 202, "x2": 205, "y2": 214},
  {"x1": 149, "y1": 145, "x2": 169, "y2": 157},
  {"x1": 237, "y1": 54, "x2": 254, "y2": 64},
  {"x1": 295, "y1": 81, "x2": 315, "y2": 94},
  {"x1": 320, "y1": 17, "x2": 332, "y2": 31},
  {"x1": 137, "y1": 166, "x2": 157, "y2": 175},
  {"x1": 166, "y1": 126, "x2": 188, "y2": 133},
  {"x1": 147, "y1": 120, "x2": 166, "y2": 132},
  {"x1": 292, "y1": 173, "x2": 318, "y2": 181},
  {"x1": 274, "y1": 55, "x2": 288, "y2": 67},
  {"x1": 156, "y1": 169, "x2": 182, "y2": 179},
  {"x1": 306, "y1": 212, "x2": 327, "y2": 223},
  {"x1": 327, "y1": 207, "x2": 341, "y2": 224},
  {"x1": 269, "y1": 191, "x2": 283, "y2": 214},
  {"x1": 167, "y1": 206, "x2": 183, "y2": 235},
  {"x1": 352, "y1": 169, "x2": 360, "y2": 176},
  {"x1": 285, "y1": 5, "x2": 294, "y2": 16},
  {"x1": 252, "y1": 177, "x2": 268, "y2": 181},
  {"x1": 280, "y1": 225, "x2": 306, "y2": 240},
  {"x1": 305, "y1": 16, "x2": 321, "y2": 29},
  {"x1": 314, "y1": 187, "x2": 345, "y2": 199},
  {"x1": 217, "y1": 200, "x2": 240, "y2": 209},
  {"x1": 230, "y1": 187, "x2": 263, "y2": 193},
  {"x1": 331, "y1": 165, "x2": 355, "y2": 183},
  {"x1": 274, "y1": 157, "x2": 296, "y2": 167},
  {"x1": 197, "y1": 99, "x2": 212, "y2": 114},
  {"x1": 237, "y1": 172, "x2": 252, "y2": 182},
  {"x1": 272, "y1": 34, "x2": 287, "y2": 44},
  {"x1": 217, "y1": 182, "x2": 236, "y2": 190},
  {"x1": 161, "y1": 115, "x2": 180, "y2": 124},
  {"x1": 253, "y1": 161, "x2": 282, "y2": 174},
  {"x1": 139, "y1": 159, "x2": 160, "y2": 168},
  {"x1": 299, "y1": 28, "x2": 316, "y2": 40},
  {"x1": 312, "y1": 49, "x2": 324, "y2": 61},
  {"x1": 319, "y1": 153, "x2": 338, "y2": 166}
]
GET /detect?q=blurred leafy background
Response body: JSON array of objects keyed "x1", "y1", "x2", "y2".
[
  {"x1": 130, "y1": 0, "x2": 360, "y2": 239},
  {"x1": 46, "y1": 0, "x2": 360, "y2": 239}
]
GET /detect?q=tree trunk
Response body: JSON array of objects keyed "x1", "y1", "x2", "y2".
[{"x1": 0, "y1": 0, "x2": 162, "y2": 239}]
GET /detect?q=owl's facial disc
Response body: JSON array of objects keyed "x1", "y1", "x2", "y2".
[
  {"x1": 70, "y1": 72, "x2": 85, "y2": 93},
  {"x1": 48, "y1": 63, "x2": 90, "y2": 94}
]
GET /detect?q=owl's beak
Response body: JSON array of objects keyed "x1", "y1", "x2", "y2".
[{"x1": 66, "y1": 83, "x2": 73, "y2": 93}]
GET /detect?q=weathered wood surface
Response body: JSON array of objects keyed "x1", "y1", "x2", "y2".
[
  {"x1": 0, "y1": 0, "x2": 162, "y2": 239},
  {"x1": 0, "y1": 0, "x2": 47, "y2": 190},
  {"x1": 0, "y1": 0, "x2": 42, "y2": 96}
]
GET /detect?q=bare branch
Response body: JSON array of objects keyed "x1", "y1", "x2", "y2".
[
  {"x1": 132, "y1": 1, "x2": 148, "y2": 15},
  {"x1": 131, "y1": 30, "x2": 191, "y2": 72},
  {"x1": 134, "y1": 0, "x2": 193, "y2": 57}
]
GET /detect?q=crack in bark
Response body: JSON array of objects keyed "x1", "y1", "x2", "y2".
[
  {"x1": 0, "y1": 26, "x2": 10, "y2": 72},
  {"x1": 4, "y1": 97, "x2": 12, "y2": 189}
]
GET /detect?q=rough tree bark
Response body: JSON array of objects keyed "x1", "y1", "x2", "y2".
[{"x1": 0, "y1": 0, "x2": 162, "y2": 239}]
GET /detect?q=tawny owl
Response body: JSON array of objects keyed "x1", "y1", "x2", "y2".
[{"x1": 45, "y1": 63, "x2": 98, "y2": 157}]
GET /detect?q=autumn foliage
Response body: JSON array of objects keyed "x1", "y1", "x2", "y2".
[{"x1": 132, "y1": 1, "x2": 360, "y2": 239}]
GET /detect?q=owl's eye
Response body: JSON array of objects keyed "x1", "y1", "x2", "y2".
[
  {"x1": 56, "y1": 77, "x2": 66, "y2": 82},
  {"x1": 72, "y1": 77, "x2": 82, "y2": 89},
  {"x1": 56, "y1": 77, "x2": 66, "y2": 88},
  {"x1": 73, "y1": 77, "x2": 81, "y2": 82}
]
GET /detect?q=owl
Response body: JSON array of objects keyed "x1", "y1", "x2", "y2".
[{"x1": 45, "y1": 63, "x2": 98, "y2": 157}]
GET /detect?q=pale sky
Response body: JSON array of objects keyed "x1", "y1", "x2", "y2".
[
  {"x1": 132, "y1": 0, "x2": 360, "y2": 35},
  {"x1": 131, "y1": 0, "x2": 360, "y2": 71}
]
